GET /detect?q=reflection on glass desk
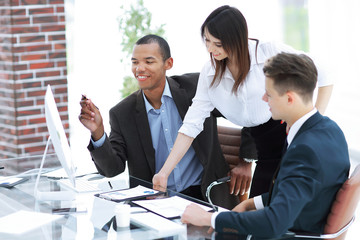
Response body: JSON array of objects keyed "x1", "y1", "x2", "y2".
[{"x1": 0, "y1": 155, "x2": 294, "y2": 240}]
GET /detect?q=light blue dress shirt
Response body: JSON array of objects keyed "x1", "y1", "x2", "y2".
[{"x1": 92, "y1": 80, "x2": 203, "y2": 192}]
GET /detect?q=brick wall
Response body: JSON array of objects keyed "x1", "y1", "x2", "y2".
[{"x1": 0, "y1": 0, "x2": 68, "y2": 160}]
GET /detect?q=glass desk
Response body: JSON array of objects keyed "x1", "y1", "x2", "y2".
[
  {"x1": 0, "y1": 155, "x2": 294, "y2": 240},
  {"x1": 0, "y1": 155, "x2": 216, "y2": 240}
]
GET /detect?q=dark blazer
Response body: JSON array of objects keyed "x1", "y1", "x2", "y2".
[
  {"x1": 88, "y1": 73, "x2": 239, "y2": 208},
  {"x1": 215, "y1": 112, "x2": 350, "y2": 238}
]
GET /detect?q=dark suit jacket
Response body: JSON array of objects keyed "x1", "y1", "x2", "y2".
[
  {"x1": 215, "y1": 112, "x2": 350, "y2": 238},
  {"x1": 88, "y1": 73, "x2": 239, "y2": 208}
]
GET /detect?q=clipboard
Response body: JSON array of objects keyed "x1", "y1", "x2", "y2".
[
  {"x1": 131, "y1": 195, "x2": 213, "y2": 219},
  {"x1": 94, "y1": 185, "x2": 165, "y2": 202}
]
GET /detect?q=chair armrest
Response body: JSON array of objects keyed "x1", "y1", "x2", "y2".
[{"x1": 293, "y1": 216, "x2": 355, "y2": 239}]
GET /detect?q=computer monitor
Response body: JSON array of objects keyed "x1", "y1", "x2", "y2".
[
  {"x1": 34, "y1": 85, "x2": 77, "y2": 200},
  {"x1": 44, "y1": 84, "x2": 76, "y2": 187}
]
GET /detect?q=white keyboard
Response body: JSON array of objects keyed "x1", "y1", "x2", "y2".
[{"x1": 58, "y1": 179, "x2": 101, "y2": 193}]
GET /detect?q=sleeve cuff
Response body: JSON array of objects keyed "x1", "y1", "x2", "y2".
[
  {"x1": 211, "y1": 212, "x2": 220, "y2": 229},
  {"x1": 243, "y1": 158, "x2": 257, "y2": 163},
  {"x1": 91, "y1": 133, "x2": 106, "y2": 148},
  {"x1": 254, "y1": 196, "x2": 264, "y2": 210}
]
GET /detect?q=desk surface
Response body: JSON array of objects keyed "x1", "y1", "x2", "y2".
[
  {"x1": 0, "y1": 155, "x2": 293, "y2": 240},
  {"x1": 0, "y1": 155, "x2": 218, "y2": 240}
]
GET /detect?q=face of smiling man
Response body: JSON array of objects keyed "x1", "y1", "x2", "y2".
[{"x1": 131, "y1": 42, "x2": 172, "y2": 92}]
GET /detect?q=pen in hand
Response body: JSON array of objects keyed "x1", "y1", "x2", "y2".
[{"x1": 81, "y1": 94, "x2": 99, "y2": 109}]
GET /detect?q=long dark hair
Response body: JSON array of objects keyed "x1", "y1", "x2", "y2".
[{"x1": 201, "y1": 5, "x2": 253, "y2": 94}]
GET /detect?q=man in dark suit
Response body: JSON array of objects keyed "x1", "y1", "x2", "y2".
[
  {"x1": 181, "y1": 52, "x2": 350, "y2": 238},
  {"x1": 79, "y1": 35, "x2": 239, "y2": 208}
]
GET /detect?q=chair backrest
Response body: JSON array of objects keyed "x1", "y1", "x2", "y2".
[
  {"x1": 217, "y1": 125, "x2": 242, "y2": 169},
  {"x1": 217, "y1": 126, "x2": 248, "y2": 202},
  {"x1": 324, "y1": 164, "x2": 360, "y2": 240}
]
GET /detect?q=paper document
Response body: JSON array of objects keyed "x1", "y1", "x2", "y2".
[
  {"x1": 131, "y1": 212, "x2": 185, "y2": 235},
  {"x1": 0, "y1": 210, "x2": 62, "y2": 235},
  {"x1": 133, "y1": 195, "x2": 213, "y2": 219},
  {"x1": 97, "y1": 185, "x2": 162, "y2": 202}
]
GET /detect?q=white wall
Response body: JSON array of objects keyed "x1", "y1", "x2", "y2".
[{"x1": 309, "y1": 0, "x2": 360, "y2": 152}]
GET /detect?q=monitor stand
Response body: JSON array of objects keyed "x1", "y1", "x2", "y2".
[{"x1": 34, "y1": 136, "x2": 76, "y2": 201}]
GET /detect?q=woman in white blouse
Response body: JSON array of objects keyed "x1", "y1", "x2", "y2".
[{"x1": 153, "y1": 5, "x2": 333, "y2": 198}]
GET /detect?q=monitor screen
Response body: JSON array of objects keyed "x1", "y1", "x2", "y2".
[{"x1": 45, "y1": 85, "x2": 76, "y2": 187}]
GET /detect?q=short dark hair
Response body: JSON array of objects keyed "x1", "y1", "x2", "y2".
[
  {"x1": 135, "y1": 35, "x2": 171, "y2": 62},
  {"x1": 263, "y1": 53, "x2": 318, "y2": 103}
]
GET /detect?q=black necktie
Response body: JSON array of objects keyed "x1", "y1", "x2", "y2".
[
  {"x1": 267, "y1": 139, "x2": 288, "y2": 205},
  {"x1": 282, "y1": 138, "x2": 288, "y2": 156}
]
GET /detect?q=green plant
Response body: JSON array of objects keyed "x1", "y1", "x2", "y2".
[{"x1": 118, "y1": 0, "x2": 166, "y2": 98}]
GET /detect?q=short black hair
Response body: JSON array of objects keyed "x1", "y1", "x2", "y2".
[{"x1": 135, "y1": 35, "x2": 171, "y2": 61}]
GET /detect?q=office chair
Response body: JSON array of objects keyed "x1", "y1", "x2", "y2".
[
  {"x1": 294, "y1": 164, "x2": 360, "y2": 240},
  {"x1": 217, "y1": 125, "x2": 248, "y2": 202}
]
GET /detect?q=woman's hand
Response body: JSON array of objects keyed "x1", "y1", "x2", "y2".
[{"x1": 152, "y1": 171, "x2": 168, "y2": 192}]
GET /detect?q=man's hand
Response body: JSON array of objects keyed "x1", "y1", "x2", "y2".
[
  {"x1": 78, "y1": 96, "x2": 104, "y2": 141},
  {"x1": 232, "y1": 198, "x2": 255, "y2": 212},
  {"x1": 181, "y1": 204, "x2": 212, "y2": 227},
  {"x1": 228, "y1": 161, "x2": 252, "y2": 196},
  {"x1": 152, "y1": 171, "x2": 168, "y2": 192}
]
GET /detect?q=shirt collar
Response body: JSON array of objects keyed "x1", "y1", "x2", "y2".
[
  {"x1": 249, "y1": 40, "x2": 266, "y2": 70},
  {"x1": 143, "y1": 79, "x2": 172, "y2": 113},
  {"x1": 287, "y1": 108, "x2": 317, "y2": 146}
]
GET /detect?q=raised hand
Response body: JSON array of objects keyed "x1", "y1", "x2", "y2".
[{"x1": 78, "y1": 95, "x2": 104, "y2": 141}]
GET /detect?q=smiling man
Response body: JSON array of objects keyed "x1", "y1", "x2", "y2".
[{"x1": 78, "y1": 35, "x2": 239, "y2": 208}]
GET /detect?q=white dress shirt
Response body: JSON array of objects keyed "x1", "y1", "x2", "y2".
[{"x1": 179, "y1": 40, "x2": 332, "y2": 139}]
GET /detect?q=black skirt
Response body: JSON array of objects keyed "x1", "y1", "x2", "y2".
[{"x1": 249, "y1": 118, "x2": 287, "y2": 197}]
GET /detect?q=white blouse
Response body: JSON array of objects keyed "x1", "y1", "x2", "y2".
[{"x1": 179, "y1": 40, "x2": 333, "y2": 138}]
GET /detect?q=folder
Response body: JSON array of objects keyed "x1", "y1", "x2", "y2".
[{"x1": 94, "y1": 185, "x2": 165, "y2": 202}]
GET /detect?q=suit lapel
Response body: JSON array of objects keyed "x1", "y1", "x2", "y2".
[
  {"x1": 134, "y1": 91, "x2": 156, "y2": 175},
  {"x1": 167, "y1": 77, "x2": 190, "y2": 120},
  {"x1": 291, "y1": 111, "x2": 322, "y2": 144},
  {"x1": 267, "y1": 112, "x2": 322, "y2": 205}
]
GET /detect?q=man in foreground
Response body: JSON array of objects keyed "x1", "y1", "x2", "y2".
[{"x1": 181, "y1": 52, "x2": 350, "y2": 238}]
